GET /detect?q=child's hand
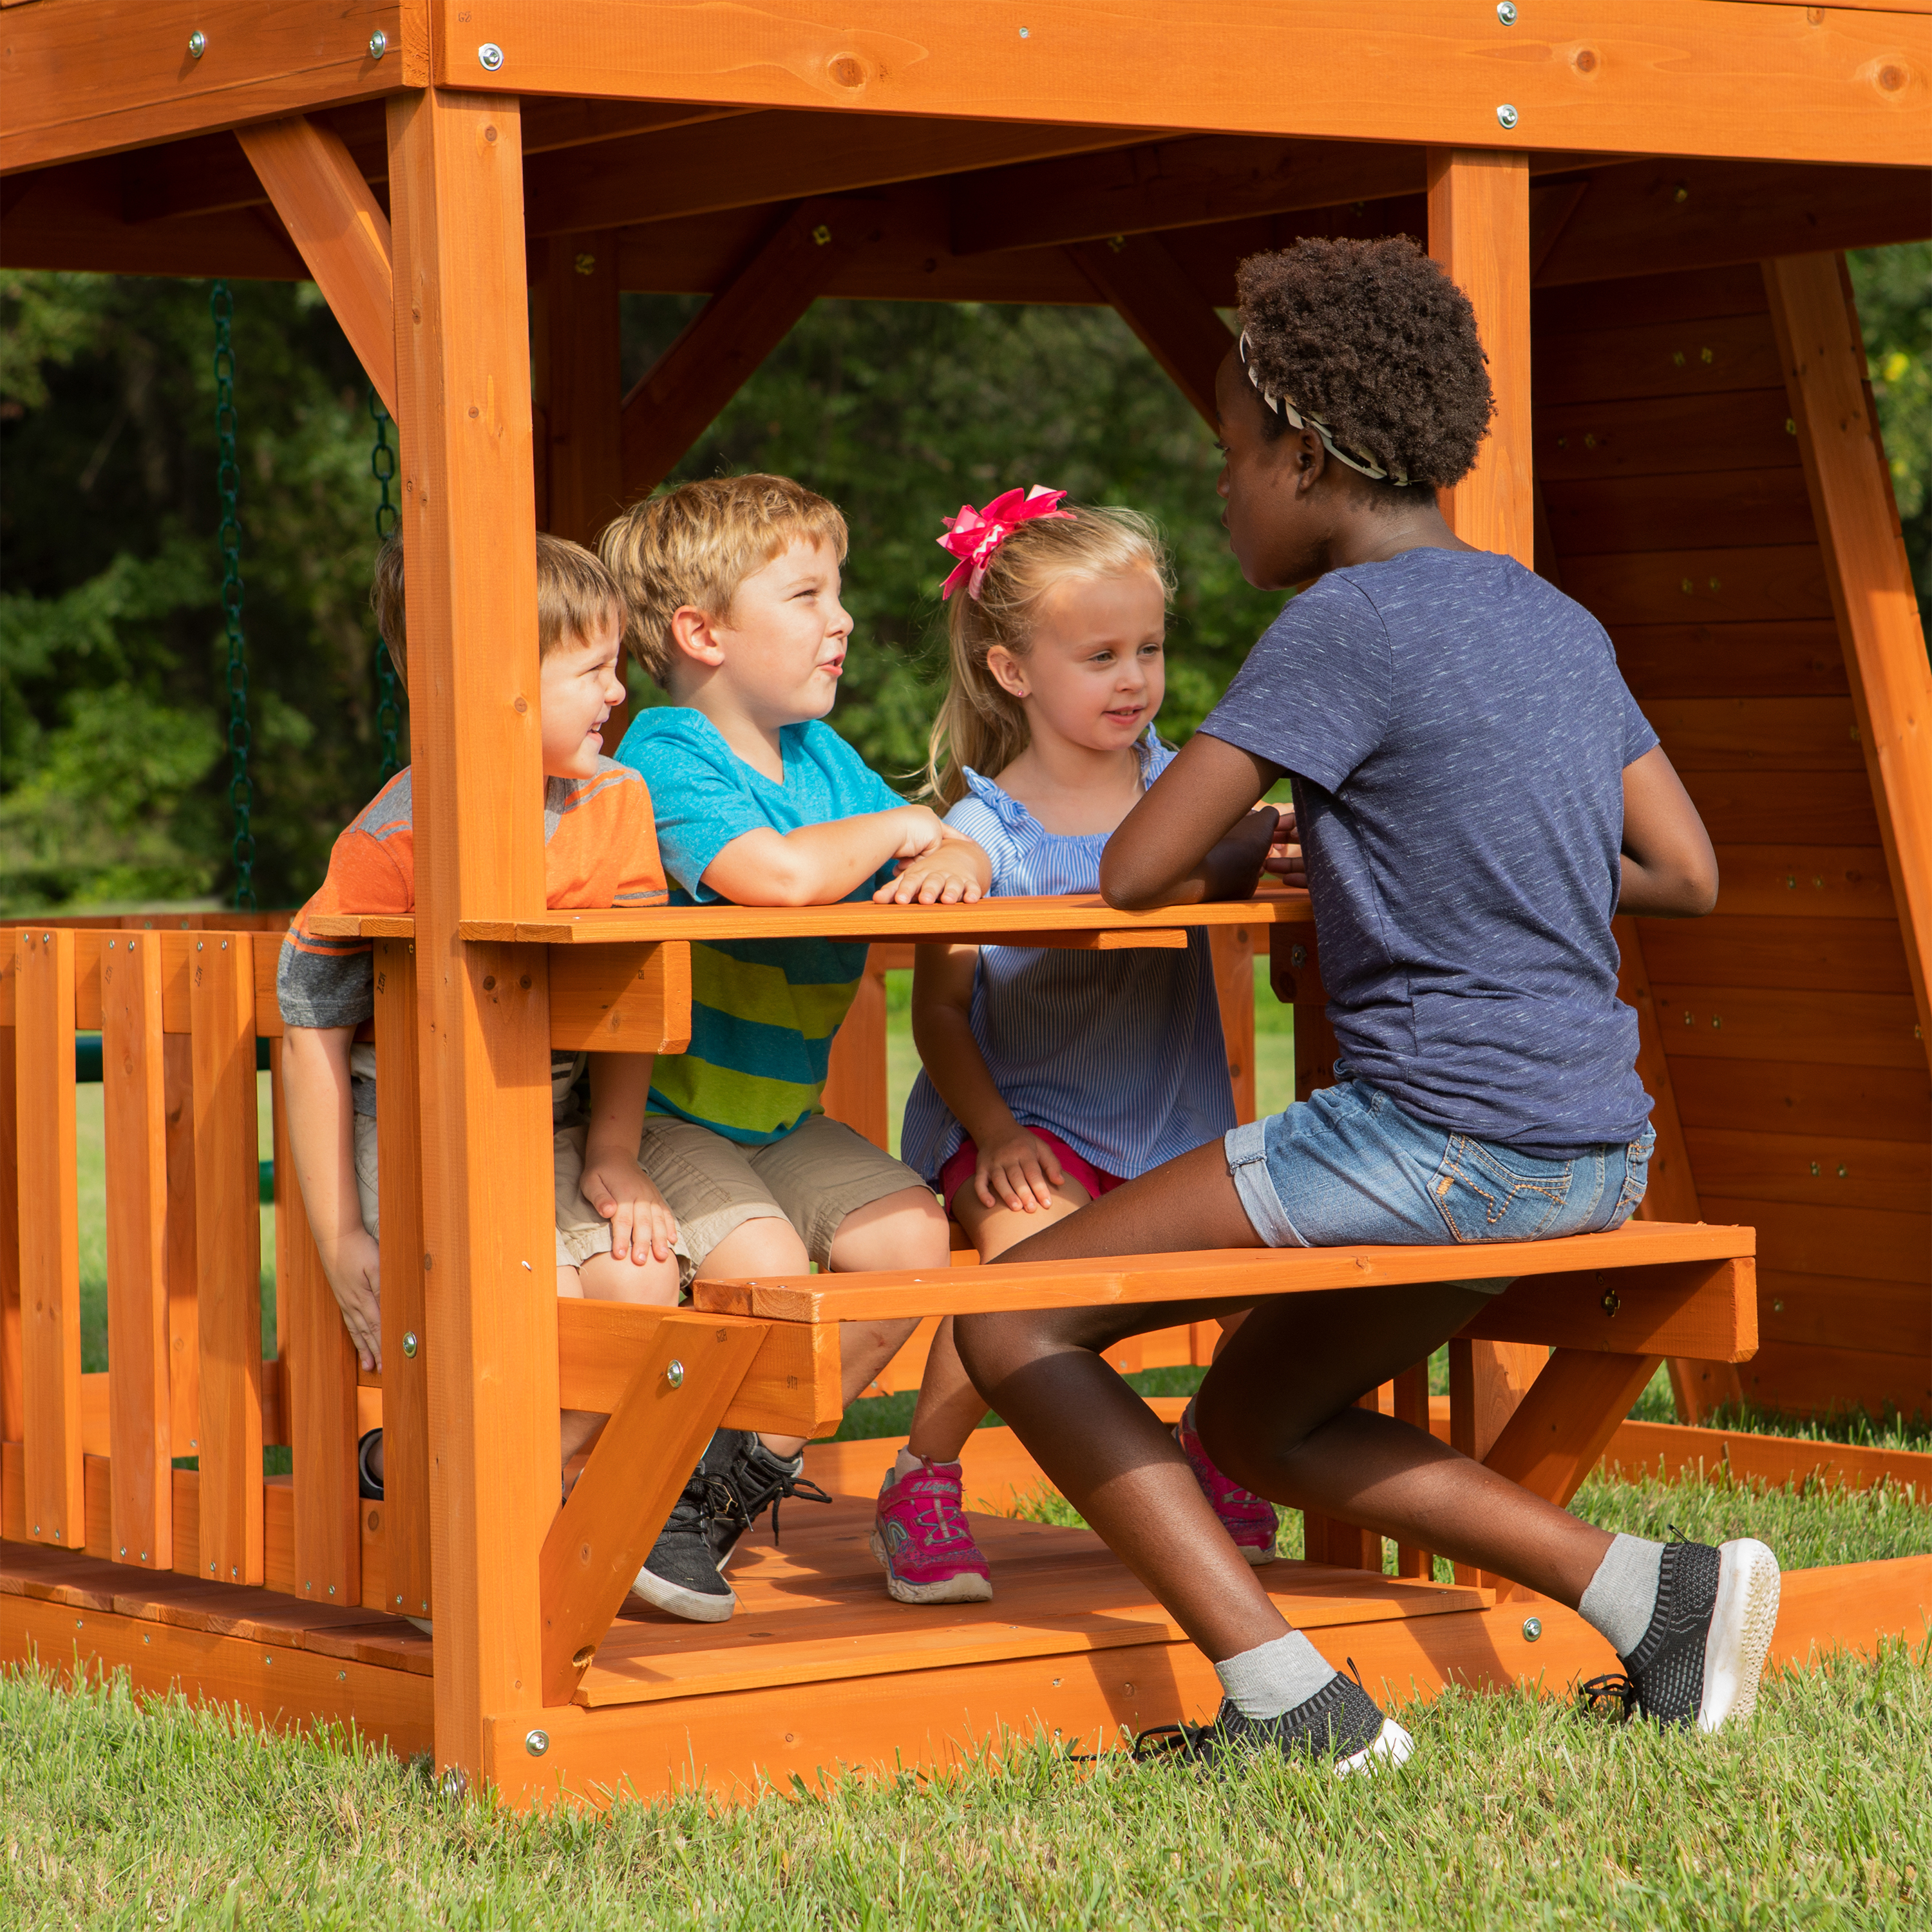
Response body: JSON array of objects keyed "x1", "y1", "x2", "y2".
[
  {"x1": 1259, "y1": 802, "x2": 1305, "y2": 889},
  {"x1": 876, "y1": 852, "x2": 985, "y2": 904},
  {"x1": 976, "y1": 1126, "x2": 1066, "y2": 1213},
  {"x1": 886, "y1": 804, "x2": 949, "y2": 862},
  {"x1": 580, "y1": 1150, "x2": 680, "y2": 1265},
  {"x1": 319, "y1": 1227, "x2": 383, "y2": 1372}
]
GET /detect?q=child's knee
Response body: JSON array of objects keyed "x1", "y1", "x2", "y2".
[
  {"x1": 829, "y1": 1184, "x2": 949, "y2": 1271},
  {"x1": 578, "y1": 1246, "x2": 681, "y2": 1306},
  {"x1": 702, "y1": 1213, "x2": 810, "y2": 1278}
]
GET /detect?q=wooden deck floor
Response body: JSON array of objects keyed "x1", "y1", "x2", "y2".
[{"x1": 6, "y1": 1416, "x2": 1929, "y2": 1805}]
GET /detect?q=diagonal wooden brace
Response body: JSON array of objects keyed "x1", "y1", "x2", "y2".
[
  {"x1": 1068, "y1": 232, "x2": 1232, "y2": 429},
  {"x1": 537, "y1": 1312, "x2": 766, "y2": 1707},
  {"x1": 1481, "y1": 1347, "x2": 1663, "y2": 1510},
  {"x1": 236, "y1": 115, "x2": 396, "y2": 417}
]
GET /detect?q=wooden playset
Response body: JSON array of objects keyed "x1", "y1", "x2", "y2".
[{"x1": 3, "y1": 2, "x2": 1929, "y2": 1806}]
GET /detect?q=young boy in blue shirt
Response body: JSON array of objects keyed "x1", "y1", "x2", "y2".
[{"x1": 601, "y1": 475, "x2": 992, "y2": 1622}]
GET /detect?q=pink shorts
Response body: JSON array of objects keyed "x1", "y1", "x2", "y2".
[{"x1": 938, "y1": 1128, "x2": 1127, "y2": 1213}]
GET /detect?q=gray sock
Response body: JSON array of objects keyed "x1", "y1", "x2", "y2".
[
  {"x1": 1578, "y1": 1533, "x2": 1664, "y2": 1658},
  {"x1": 1214, "y1": 1629, "x2": 1338, "y2": 1720}
]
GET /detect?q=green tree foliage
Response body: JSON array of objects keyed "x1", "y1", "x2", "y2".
[{"x1": 4, "y1": 251, "x2": 1928, "y2": 916}]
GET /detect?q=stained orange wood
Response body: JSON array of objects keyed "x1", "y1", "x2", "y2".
[
  {"x1": 1551, "y1": 475, "x2": 1820, "y2": 562},
  {"x1": 0, "y1": 1, "x2": 409, "y2": 173},
  {"x1": 555, "y1": 1298, "x2": 841, "y2": 1438},
  {"x1": 160, "y1": 1033, "x2": 200, "y2": 1457},
  {"x1": 273, "y1": 1037, "x2": 359, "y2": 1609},
  {"x1": 1680, "y1": 769, "x2": 1879, "y2": 846},
  {"x1": 1650, "y1": 985, "x2": 1922, "y2": 1068},
  {"x1": 189, "y1": 933, "x2": 263, "y2": 1586},
  {"x1": 1706, "y1": 844, "x2": 1895, "y2": 919},
  {"x1": 1390, "y1": 1364, "x2": 1433, "y2": 1582},
  {"x1": 1457, "y1": 1259, "x2": 1756, "y2": 1363},
  {"x1": 1635, "y1": 914, "x2": 1911, "y2": 995},
  {"x1": 1756, "y1": 1269, "x2": 1931, "y2": 1358},
  {"x1": 436, "y1": 1, "x2": 1931, "y2": 171},
  {"x1": 620, "y1": 199, "x2": 847, "y2": 500},
  {"x1": 1764, "y1": 252, "x2": 1932, "y2": 1072},
  {"x1": 1600, "y1": 1417, "x2": 1932, "y2": 1496},
  {"x1": 696, "y1": 1220, "x2": 1754, "y2": 1324},
  {"x1": 386, "y1": 83, "x2": 556, "y2": 1781},
  {"x1": 235, "y1": 115, "x2": 397, "y2": 415},
  {"x1": 535, "y1": 227, "x2": 623, "y2": 547},
  {"x1": 100, "y1": 935, "x2": 173, "y2": 1571},
  {"x1": 0, "y1": 1016, "x2": 19, "y2": 1444},
  {"x1": 547, "y1": 942, "x2": 692, "y2": 1059},
  {"x1": 538, "y1": 1314, "x2": 764, "y2": 1704},
  {"x1": 1742, "y1": 1341, "x2": 1932, "y2": 1419},
  {"x1": 1068, "y1": 232, "x2": 1231, "y2": 429},
  {"x1": 820, "y1": 952, "x2": 889, "y2": 1153},
  {"x1": 1535, "y1": 389, "x2": 1801, "y2": 482},
  {"x1": 1535, "y1": 262, "x2": 1770, "y2": 336},
  {"x1": 1533, "y1": 310, "x2": 1786, "y2": 406},
  {"x1": 1428, "y1": 149, "x2": 1531, "y2": 567},
  {"x1": 1482, "y1": 1348, "x2": 1663, "y2": 1508},
  {"x1": 1208, "y1": 925, "x2": 1256, "y2": 1125},
  {"x1": 373, "y1": 938, "x2": 431, "y2": 1624},
  {"x1": 17, "y1": 929, "x2": 83, "y2": 1551},
  {"x1": 1573, "y1": 548, "x2": 1835, "y2": 629},
  {"x1": 1701, "y1": 1197, "x2": 1929, "y2": 1286},
  {"x1": 1681, "y1": 1128, "x2": 1929, "y2": 1213},
  {"x1": 1668, "y1": 1054, "x2": 1929, "y2": 1142},
  {"x1": 1268, "y1": 925, "x2": 1326, "y2": 1008}
]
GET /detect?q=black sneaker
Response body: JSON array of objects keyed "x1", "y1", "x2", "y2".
[
  {"x1": 626, "y1": 1432, "x2": 740, "y2": 1624},
  {"x1": 1581, "y1": 1537, "x2": 1781, "y2": 1732},
  {"x1": 705, "y1": 1434, "x2": 833, "y2": 1573},
  {"x1": 357, "y1": 1428, "x2": 384, "y2": 1501},
  {"x1": 1134, "y1": 1665, "x2": 1413, "y2": 1777}
]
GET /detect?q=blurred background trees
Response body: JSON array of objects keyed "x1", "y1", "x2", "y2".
[{"x1": 3, "y1": 244, "x2": 1927, "y2": 916}]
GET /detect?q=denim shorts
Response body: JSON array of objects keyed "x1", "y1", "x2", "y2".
[{"x1": 1224, "y1": 1074, "x2": 1654, "y2": 1294}]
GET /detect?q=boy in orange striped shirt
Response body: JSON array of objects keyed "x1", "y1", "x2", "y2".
[{"x1": 278, "y1": 534, "x2": 679, "y2": 1502}]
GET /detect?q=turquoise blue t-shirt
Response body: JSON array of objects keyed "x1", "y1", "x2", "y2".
[{"x1": 615, "y1": 708, "x2": 904, "y2": 1144}]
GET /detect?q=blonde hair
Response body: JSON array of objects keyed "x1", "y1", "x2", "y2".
[
  {"x1": 925, "y1": 504, "x2": 1173, "y2": 807},
  {"x1": 598, "y1": 474, "x2": 849, "y2": 689},
  {"x1": 369, "y1": 531, "x2": 626, "y2": 685}
]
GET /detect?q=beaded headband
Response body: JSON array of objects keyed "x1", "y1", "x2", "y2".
[{"x1": 1236, "y1": 329, "x2": 1410, "y2": 488}]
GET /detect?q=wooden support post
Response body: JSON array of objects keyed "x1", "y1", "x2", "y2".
[
  {"x1": 101, "y1": 934, "x2": 173, "y2": 1571},
  {"x1": 0, "y1": 1005, "x2": 19, "y2": 1445},
  {"x1": 17, "y1": 929, "x2": 82, "y2": 1549},
  {"x1": 1615, "y1": 913, "x2": 1740, "y2": 1423},
  {"x1": 190, "y1": 932, "x2": 263, "y2": 1586},
  {"x1": 535, "y1": 229, "x2": 623, "y2": 546},
  {"x1": 1448, "y1": 1334, "x2": 1546, "y2": 1587},
  {"x1": 388, "y1": 85, "x2": 557, "y2": 1785},
  {"x1": 236, "y1": 116, "x2": 397, "y2": 417},
  {"x1": 1763, "y1": 252, "x2": 1932, "y2": 1070},
  {"x1": 1390, "y1": 1361, "x2": 1434, "y2": 1580},
  {"x1": 820, "y1": 951, "x2": 889, "y2": 1152},
  {"x1": 1426, "y1": 149, "x2": 1532, "y2": 566},
  {"x1": 620, "y1": 199, "x2": 849, "y2": 501},
  {"x1": 162, "y1": 1034, "x2": 200, "y2": 1455},
  {"x1": 1067, "y1": 233, "x2": 1233, "y2": 430},
  {"x1": 272, "y1": 1036, "x2": 359, "y2": 1607},
  {"x1": 1483, "y1": 1349, "x2": 1663, "y2": 1508},
  {"x1": 374, "y1": 938, "x2": 433, "y2": 1624},
  {"x1": 1207, "y1": 925, "x2": 1255, "y2": 1125},
  {"x1": 538, "y1": 1313, "x2": 764, "y2": 1705}
]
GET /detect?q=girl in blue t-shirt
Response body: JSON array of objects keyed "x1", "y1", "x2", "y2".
[
  {"x1": 952, "y1": 237, "x2": 1780, "y2": 1774},
  {"x1": 869, "y1": 489, "x2": 1280, "y2": 1609}
]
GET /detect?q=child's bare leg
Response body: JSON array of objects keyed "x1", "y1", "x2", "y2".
[
  {"x1": 953, "y1": 1139, "x2": 1615, "y2": 1661},
  {"x1": 902, "y1": 1183, "x2": 1092, "y2": 1462}
]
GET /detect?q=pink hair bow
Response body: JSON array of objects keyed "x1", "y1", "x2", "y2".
[{"x1": 936, "y1": 484, "x2": 1075, "y2": 600}]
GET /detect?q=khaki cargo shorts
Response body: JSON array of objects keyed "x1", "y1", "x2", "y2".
[
  {"x1": 352, "y1": 1114, "x2": 649, "y2": 1270},
  {"x1": 636, "y1": 1113, "x2": 929, "y2": 1284}
]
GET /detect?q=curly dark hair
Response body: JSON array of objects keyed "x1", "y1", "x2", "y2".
[{"x1": 1234, "y1": 236, "x2": 1494, "y2": 491}]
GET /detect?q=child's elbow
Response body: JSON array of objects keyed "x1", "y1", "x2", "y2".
[{"x1": 1098, "y1": 852, "x2": 1161, "y2": 912}]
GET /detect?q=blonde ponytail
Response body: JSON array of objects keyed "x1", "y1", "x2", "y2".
[{"x1": 924, "y1": 504, "x2": 1173, "y2": 807}]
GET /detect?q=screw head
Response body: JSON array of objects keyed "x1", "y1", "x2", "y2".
[
  {"x1": 402, "y1": 1331, "x2": 419, "y2": 1358},
  {"x1": 478, "y1": 41, "x2": 505, "y2": 70},
  {"x1": 1522, "y1": 1616, "x2": 1543, "y2": 1642},
  {"x1": 187, "y1": 29, "x2": 207, "y2": 58},
  {"x1": 369, "y1": 28, "x2": 388, "y2": 59},
  {"x1": 1291, "y1": 944, "x2": 1308, "y2": 968},
  {"x1": 1496, "y1": 102, "x2": 1520, "y2": 129},
  {"x1": 1497, "y1": 1, "x2": 1517, "y2": 21},
  {"x1": 665, "y1": 1359, "x2": 686, "y2": 1389},
  {"x1": 526, "y1": 1728, "x2": 550, "y2": 1757}
]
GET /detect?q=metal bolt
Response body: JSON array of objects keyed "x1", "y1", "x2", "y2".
[
  {"x1": 665, "y1": 1359, "x2": 686, "y2": 1389},
  {"x1": 1497, "y1": 1, "x2": 1517, "y2": 21},
  {"x1": 328, "y1": 1584, "x2": 336, "y2": 1596},
  {"x1": 811, "y1": 224, "x2": 833, "y2": 247},
  {"x1": 403, "y1": 1331, "x2": 419, "y2": 1358},
  {"x1": 188, "y1": 30, "x2": 206, "y2": 58},
  {"x1": 526, "y1": 1728, "x2": 550, "y2": 1757},
  {"x1": 478, "y1": 41, "x2": 504, "y2": 70},
  {"x1": 1600, "y1": 1288, "x2": 1620, "y2": 1317},
  {"x1": 140, "y1": 1552, "x2": 146, "y2": 1562},
  {"x1": 1496, "y1": 103, "x2": 1519, "y2": 129},
  {"x1": 120, "y1": 1546, "x2": 126, "y2": 1557},
  {"x1": 369, "y1": 28, "x2": 388, "y2": 59},
  {"x1": 1018, "y1": 24, "x2": 1030, "y2": 37},
  {"x1": 1290, "y1": 944, "x2": 1308, "y2": 968},
  {"x1": 1772, "y1": 1299, "x2": 1785, "y2": 1314},
  {"x1": 1522, "y1": 1616, "x2": 1543, "y2": 1642},
  {"x1": 573, "y1": 252, "x2": 596, "y2": 276}
]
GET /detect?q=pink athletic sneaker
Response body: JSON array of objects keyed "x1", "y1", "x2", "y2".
[
  {"x1": 1176, "y1": 1414, "x2": 1279, "y2": 1566},
  {"x1": 870, "y1": 1457, "x2": 994, "y2": 1605}
]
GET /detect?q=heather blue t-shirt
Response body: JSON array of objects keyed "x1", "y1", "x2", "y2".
[{"x1": 1199, "y1": 547, "x2": 1656, "y2": 1157}]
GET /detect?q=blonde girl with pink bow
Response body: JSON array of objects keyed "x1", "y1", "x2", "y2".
[{"x1": 867, "y1": 488, "x2": 1278, "y2": 1608}]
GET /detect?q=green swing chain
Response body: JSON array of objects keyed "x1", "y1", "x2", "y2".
[
  {"x1": 370, "y1": 387, "x2": 404, "y2": 779},
  {"x1": 210, "y1": 280, "x2": 256, "y2": 911}
]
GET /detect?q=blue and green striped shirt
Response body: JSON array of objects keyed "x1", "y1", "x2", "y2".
[{"x1": 616, "y1": 708, "x2": 903, "y2": 1145}]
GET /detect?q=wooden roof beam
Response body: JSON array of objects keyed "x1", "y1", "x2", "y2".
[
  {"x1": 1068, "y1": 234, "x2": 1231, "y2": 429},
  {"x1": 236, "y1": 116, "x2": 397, "y2": 417},
  {"x1": 440, "y1": 0, "x2": 1929, "y2": 172},
  {"x1": 619, "y1": 199, "x2": 858, "y2": 501},
  {"x1": 521, "y1": 111, "x2": 1160, "y2": 239}
]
